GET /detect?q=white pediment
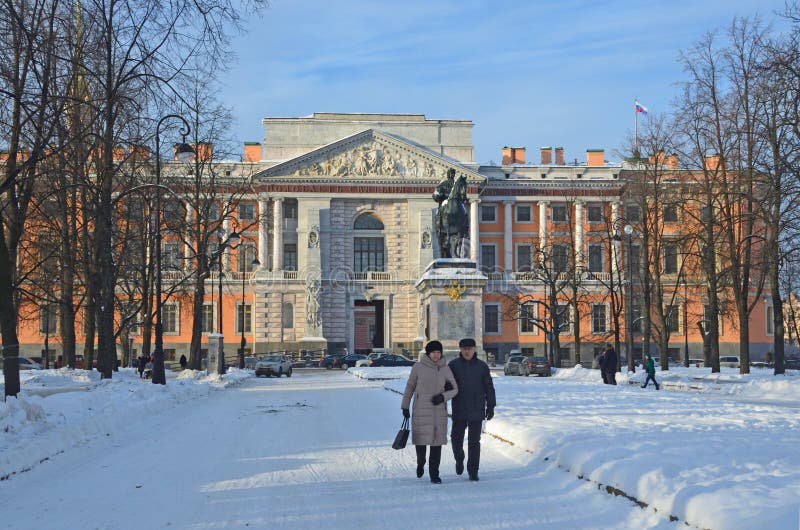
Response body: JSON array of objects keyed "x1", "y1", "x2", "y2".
[{"x1": 257, "y1": 130, "x2": 484, "y2": 183}]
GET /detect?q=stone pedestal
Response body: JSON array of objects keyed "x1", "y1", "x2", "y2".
[
  {"x1": 207, "y1": 333, "x2": 225, "y2": 375},
  {"x1": 415, "y1": 259, "x2": 487, "y2": 362}
]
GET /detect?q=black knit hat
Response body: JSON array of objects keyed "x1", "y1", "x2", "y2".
[
  {"x1": 425, "y1": 340, "x2": 443, "y2": 355},
  {"x1": 459, "y1": 338, "x2": 476, "y2": 348}
]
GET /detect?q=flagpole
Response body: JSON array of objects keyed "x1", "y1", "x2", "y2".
[{"x1": 634, "y1": 97, "x2": 638, "y2": 157}]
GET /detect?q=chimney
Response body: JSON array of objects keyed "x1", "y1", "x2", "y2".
[
  {"x1": 112, "y1": 146, "x2": 127, "y2": 162},
  {"x1": 666, "y1": 154, "x2": 679, "y2": 169},
  {"x1": 244, "y1": 142, "x2": 261, "y2": 162},
  {"x1": 130, "y1": 145, "x2": 151, "y2": 161},
  {"x1": 704, "y1": 154, "x2": 721, "y2": 170},
  {"x1": 586, "y1": 149, "x2": 604, "y2": 166},
  {"x1": 540, "y1": 146, "x2": 552, "y2": 165},
  {"x1": 555, "y1": 147, "x2": 565, "y2": 165},
  {"x1": 501, "y1": 146, "x2": 525, "y2": 165}
]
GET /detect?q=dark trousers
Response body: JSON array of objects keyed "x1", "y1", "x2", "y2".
[
  {"x1": 642, "y1": 374, "x2": 659, "y2": 389},
  {"x1": 451, "y1": 419, "x2": 482, "y2": 476},
  {"x1": 604, "y1": 370, "x2": 617, "y2": 385},
  {"x1": 415, "y1": 445, "x2": 441, "y2": 478}
]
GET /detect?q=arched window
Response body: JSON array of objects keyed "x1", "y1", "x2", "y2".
[
  {"x1": 354, "y1": 212, "x2": 384, "y2": 230},
  {"x1": 282, "y1": 302, "x2": 293, "y2": 328}
]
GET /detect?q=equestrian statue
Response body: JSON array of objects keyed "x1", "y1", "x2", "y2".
[{"x1": 433, "y1": 168, "x2": 470, "y2": 258}]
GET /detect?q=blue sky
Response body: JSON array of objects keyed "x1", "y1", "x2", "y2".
[{"x1": 221, "y1": 0, "x2": 790, "y2": 165}]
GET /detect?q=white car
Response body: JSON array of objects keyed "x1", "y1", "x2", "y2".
[
  {"x1": 355, "y1": 353, "x2": 383, "y2": 367},
  {"x1": 255, "y1": 354, "x2": 293, "y2": 377},
  {"x1": 19, "y1": 357, "x2": 43, "y2": 370}
]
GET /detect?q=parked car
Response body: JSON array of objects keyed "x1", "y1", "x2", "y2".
[
  {"x1": 719, "y1": 356, "x2": 741, "y2": 368},
  {"x1": 526, "y1": 356, "x2": 552, "y2": 377},
  {"x1": 688, "y1": 358, "x2": 706, "y2": 368},
  {"x1": 504, "y1": 355, "x2": 529, "y2": 376},
  {"x1": 369, "y1": 354, "x2": 415, "y2": 367},
  {"x1": 356, "y1": 353, "x2": 383, "y2": 367},
  {"x1": 255, "y1": 354, "x2": 293, "y2": 377},
  {"x1": 338, "y1": 354, "x2": 367, "y2": 370},
  {"x1": 784, "y1": 358, "x2": 800, "y2": 370},
  {"x1": 319, "y1": 353, "x2": 347, "y2": 369},
  {"x1": 2, "y1": 357, "x2": 43, "y2": 371},
  {"x1": 750, "y1": 361, "x2": 772, "y2": 369}
]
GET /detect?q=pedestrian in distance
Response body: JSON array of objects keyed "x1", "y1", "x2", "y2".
[
  {"x1": 137, "y1": 356, "x2": 146, "y2": 379},
  {"x1": 596, "y1": 349, "x2": 608, "y2": 384},
  {"x1": 641, "y1": 354, "x2": 660, "y2": 390},
  {"x1": 401, "y1": 340, "x2": 459, "y2": 484},
  {"x1": 448, "y1": 338, "x2": 496, "y2": 482},
  {"x1": 601, "y1": 343, "x2": 617, "y2": 385},
  {"x1": 179, "y1": 354, "x2": 187, "y2": 370}
]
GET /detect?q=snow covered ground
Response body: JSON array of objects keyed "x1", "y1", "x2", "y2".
[{"x1": 1, "y1": 365, "x2": 799, "y2": 529}]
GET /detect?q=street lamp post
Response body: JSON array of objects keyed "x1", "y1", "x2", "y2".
[
  {"x1": 239, "y1": 256, "x2": 260, "y2": 369},
  {"x1": 152, "y1": 114, "x2": 194, "y2": 385},
  {"x1": 624, "y1": 224, "x2": 635, "y2": 373},
  {"x1": 683, "y1": 275, "x2": 690, "y2": 367}
]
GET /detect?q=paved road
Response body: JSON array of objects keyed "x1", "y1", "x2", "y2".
[{"x1": 2, "y1": 372, "x2": 681, "y2": 529}]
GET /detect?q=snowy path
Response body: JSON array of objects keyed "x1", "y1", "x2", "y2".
[{"x1": 3, "y1": 372, "x2": 681, "y2": 529}]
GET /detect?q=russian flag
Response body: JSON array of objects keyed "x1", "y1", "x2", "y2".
[{"x1": 635, "y1": 101, "x2": 649, "y2": 116}]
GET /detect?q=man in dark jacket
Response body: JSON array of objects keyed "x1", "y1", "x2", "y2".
[
  {"x1": 602, "y1": 343, "x2": 617, "y2": 385},
  {"x1": 448, "y1": 338, "x2": 496, "y2": 481}
]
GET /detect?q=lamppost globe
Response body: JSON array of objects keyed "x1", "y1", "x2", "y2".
[
  {"x1": 174, "y1": 142, "x2": 195, "y2": 162},
  {"x1": 623, "y1": 224, "x2": 633, "y2": 236}
]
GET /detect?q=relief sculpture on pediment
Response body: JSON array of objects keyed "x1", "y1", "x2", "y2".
[{"x1": 291, "y1": 142, "x2": 444, "y2": 179}]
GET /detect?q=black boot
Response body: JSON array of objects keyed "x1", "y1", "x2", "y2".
[
  {"x1": 455, "y1": 460, "x2": 464, "y2": 475},
  {"x1": 415, "y1": 445, "x2": 426, "y2": 478},
  {"x1": 429, "y1": 446, "x2": 442, "y2": 483}
]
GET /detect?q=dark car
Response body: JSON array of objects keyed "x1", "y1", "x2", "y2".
[
  {"x1": 319, "y1": 353, "x2": 347, "y2": 369},
  {"x1": 785, "y1": 358, "x2": 800, "y2": 370},
  {"x1": 338, "y1": 354, "x2": 367, "y2": 370},
  {"x1": 369, "y1": 354, "x2": 415, "y2": 367},
  {"x1": 526, "y1": 356, "x2": 552, "y2": 377}
]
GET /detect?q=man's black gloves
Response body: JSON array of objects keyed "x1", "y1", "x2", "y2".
[
  {"x1": 431, "y1": 394, "x2": 445, "y2": 405},
  {"x1": 444, "y1": 381, "x2": 453, "y2": 391},
  {"x1": 402, "y1": 408, "x2": 410, "y2": 419},
  {"x1": 485, "y1": 408, "x2": 494, "y2": 420}
]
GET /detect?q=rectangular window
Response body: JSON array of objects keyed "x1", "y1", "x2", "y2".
[
  {"x1": 663, "y1": 204, "x2": 678, "y2": 222},
  {"x1": 163, "y1": 303, "x2": 179, "y2": 334},
  {"x1": 587, "y1": 243, "x2": 604, "y2": 273},
  {"x1": 631, "y1": 304, "x2": 642, "y2": 332},
  {"x1": 629, "y1": 243, "x2": 641, "y2": 281},
  {"x1": 551, "y1": 244, "x2": 569, "y2": 273},
  {"x1": 208, "y1": 242, "x2": 220, "y2": 271},
  {"x1": 484, "y1": 304, "x2": 500, "y2": 334},
  {"x1": 201, "y1": 304, "x2": 214, "y2": 333},
  {"x1": 39, "y1": 304, "x2": 58, "y2": 334},
  {"x1": 284, "y1": 201, "x2": 298, "y2": 219},
  {"x1": 556, "y1": 303, "x2": 570, "y2": 334},
  {"x1": 591, "y1": 304, "x2": 607, "y2": 333},
  {"x1": 663, "y1": 242, "x2": 678, "y2": 274},
  {"x1": 516, "y1": 204, "x2": 532, "y2": 223},
  {"x1": 284, "y1": 243, "x2": 298, "y2": 271},
  {"x1": 238, "y1": 203, "x2": 255, "y2": 220},
  {"x1": 587, "y1": 205, "x2": 603, "y2": 223},
  {"x1": 353, "y1": 237, "x2": 385, "y2": 273},
  {"x1": 481, "y1": 244, "x2": 497, "y2": 273},
  {"x1": 237, "y1": 244, "x2": 258, "y2": 273},
  {"x1": 163, "y1": 242, "x2": 181, "y2": 270},
  {"x1": 626, "y1": 205, "x2": 641, "y2": 222},
  {"x1": 551, "y1": 204, "x2": 567, "y2": 223},
  {"x1": 766, "y1": 305, "x2": 774, "y2": 335},
  {"x1": 163, "y1": 200, "x2": 183, "y2": 222},
  {"x1": 666, "y1": 305, "x2": 679, "y2": 333},
  {"x1": 520, "y1": 302, "x2": 537, "y2": 333},
  {"x1": 516, "y1": 245, "x2": 533, "y2": 272},
  {"x1": 480, "y1": 205, "x2": 496, "y2": 223},
  {"x1": 700, "y1": 206, "x2": 712, "y2": 222},
  {"x1": 236, "y1": 303, "x2": 252, "y2": 333}
]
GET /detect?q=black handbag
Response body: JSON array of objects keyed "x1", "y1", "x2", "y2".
[{"x1": 392, "y1": 417, "x2": 410, "y2": 450}]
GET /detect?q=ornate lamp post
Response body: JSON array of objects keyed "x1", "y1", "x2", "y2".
[
  {"x1": 152, "y1": 115, "x2": 194, "y2": 385},
  {"x1": 239, "y1": 255, "x2": 260, "y2": 369},
  {"x1": 683, "y1": 275, "x2": 690, "y2": 367}
]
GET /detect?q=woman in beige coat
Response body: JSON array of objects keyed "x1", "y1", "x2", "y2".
[{"x1": 401, "y1": 340, "x2": 458, "y2": 483}]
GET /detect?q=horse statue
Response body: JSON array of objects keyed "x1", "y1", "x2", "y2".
[{"x1": 435, "y1": 173, "x2": 469, "y2": 258}]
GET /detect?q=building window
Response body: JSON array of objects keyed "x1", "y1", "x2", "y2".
[
  {"x1": 39, "y1": 304, "x2": 58, "y2": 334},
  {"x1": 700, "y1": 206, "x2": 712, "y2": 222},
  {"x1": 591, "y1": 304, "x2": 607, "y2": 333},
  {"x1": 551, "y1": 244, "x2": 569, "y2": 273},
  {"x1": 354, "y1": 212, "x2": 384, "y2": 230},
  {"x1": 516, "y1": 204, "x2": 532, "y2": 223},
  {"x1": 162, "y1": 303, "x2": 179, "y2": 334},
  {"x1": 163, "y1": 242, "x2": 181, "y2": 270},
  {"x1": 587, "y1": 243, "x2": 604, "y2": 273},
  {"x1": 484, "y1": 304, "x2": 500, "y2": 334},
  {"x1": 551, "y1": 204, "x2": 567, "y2": 223},
  {"x1": 516, "y1": 244, "x2": 533, "y2": 272},
  {"x1": 284, "y1": 243, "x2": 297, "y2": 271},
  {"x1": 520, "y1": 302, "x2": 538, "y2": 334},
  {"x1": 164, "y1": 200, "x2": 183, "y2": 223},
  {"x1": 282, "y1": 302, "x2": 293, "y2": 328},
  {"x1": 481, "y1": 244, "x2": 497, "y2": 273},
  {"x1": 663, "y1": 242, "x2": 678, "y2": 274},
  {"x1": 284, "y1": 200, "x2": 298, "y2": 220},
  {"x1": 354, "y1": 237, "x2": 385, "y2": 272},
  {"x1": 238, "y1": 203, "x2": 255, "y2": 220},
  {"x1": 236, "y1": 303, "x2": 252, "y2": 333},
  {"x1": 201, "y1": 304, "x2": 214, "y2": 333},
  {"x1": 556, "y1": 303, "x2": 571, "y2": 334},
  {"x1": 626, "y1": 205, "x2": 641, "y2": 222},
  {"x1": 631, "y1": 304, "x2": 642, "y2": 332},
  {"x1": 766, "y1": 305, "x2": 774, "y2": 335},
  {"x1": 666, "y1": 305, "x2": 679, "y2": 333},
  {"x1": 237, "y1": 243, "x2": 258, "y2": 272},
  {"x1": 629, "y1": 244, "x2": 642, "y2": 280},
  {"x1": 587, "y1": 204, "x2": 603, "y2": 223},
  {"x1": 663, "y1": 204, "x2": 678, "y2": 222},
  {"x1": 480, "y1": 204, "x2": 497, "y2": 223}
]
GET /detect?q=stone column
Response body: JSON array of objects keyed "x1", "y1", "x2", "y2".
[
  {"x1": 611, "y1": 202, "x2": 621, "y2": 275},
  {"x1": 504, "y1": 201, "x2": 513, "y2": 273},
  {"x1": 258, "y1": 198, "x2": 269, "y2": 267},
  {"x1": 223, "y1": 217, "x2": 232, "y2": 271},
  {"x1": 538, "y1": 200, "x2": 548, "y2": 254},
  {"x1": 272, "y1": 198, "x2": 284, "y2": 271},
  {"x1": 574, "y1": 201, "x2": 584, "y2": 271},
  {"x1": 184, "y1": 204, "x2": 194, "y2": 269},
  {"x1": 469, "y1": 198, "x2": 480, "y2": 263}
]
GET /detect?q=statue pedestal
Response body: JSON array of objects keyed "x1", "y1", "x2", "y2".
[{"x1": 415, "y1": 259, "x2": 487, "y2": 362}]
